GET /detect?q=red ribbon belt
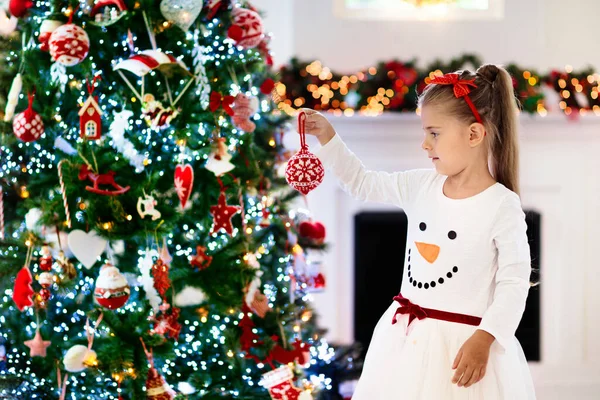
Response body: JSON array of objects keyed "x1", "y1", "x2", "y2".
[{"x1": 391, "y1": 293, "x2": 482, "y2": 327}]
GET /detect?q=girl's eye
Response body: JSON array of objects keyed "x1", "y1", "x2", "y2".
[{"x1": 431, "y1": 132, "x2": 439, "y2": 138}]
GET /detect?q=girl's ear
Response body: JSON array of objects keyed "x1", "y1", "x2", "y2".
[{"x1": 468, "y1": 123, "x2": 486, "y2": 147}]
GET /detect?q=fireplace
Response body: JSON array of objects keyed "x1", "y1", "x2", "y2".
[{"x1": 353, "y1": 210, "x2": 541, "y2": 361}]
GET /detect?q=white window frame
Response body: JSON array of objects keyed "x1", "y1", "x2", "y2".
[
  {"x1": 85, "y1": 120, "x2": 97, "y2": 137},
  {"x1": 333, "y1": 0, "x2": 505, "y2": 21}
]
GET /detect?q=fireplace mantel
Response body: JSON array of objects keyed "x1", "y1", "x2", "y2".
[{"x1": 303, "y1": 113, "x2": 600, "y2": 400}]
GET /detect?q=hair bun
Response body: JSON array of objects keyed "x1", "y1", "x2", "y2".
[{"x1": 476, "y1": 64, "x2": 500, "y2": 84}]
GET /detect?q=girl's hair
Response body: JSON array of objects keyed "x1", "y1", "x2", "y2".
[{"x1": 418, "y1": 64, "x2": 521, "y2": 195}]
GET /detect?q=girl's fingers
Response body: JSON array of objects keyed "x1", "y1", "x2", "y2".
[
  {"x1": 464, "y1": 368, "x2": 480, "y2": 388},
  {"x1": 452, "y1": 350, "x2": 462, "y2": 370},
  {"x1": 457, "y1": 366, "x2": 474, "y2": 387},
  {"x1": 452, "y1": 362, "x2": 466, "y2": 384}
]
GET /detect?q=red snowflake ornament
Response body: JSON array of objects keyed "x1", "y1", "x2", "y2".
[
  {"x1": 285, "y1": 112, "x2": 324, "y2": 195},
  {"x1": 210, "y1": 191, "x2": 241, "y2": 235}
]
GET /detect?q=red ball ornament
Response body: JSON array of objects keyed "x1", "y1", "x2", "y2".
[
  {"x1": 94, "y1": 263, "x2": 130, "y2": 310},
  {"x1": 285, "y1": 112, "x2": 324, "y2": 195},
  {"x1": 260, "y1": 78, "x2": 275, "y2": 95},
  {"x1": 39, "y1": 288, "x2": 52, "y2": 302},
  {"x1": 9, "y1": 0, "x2": 33, "y2": 18},
  {"x1": 227, "y1": 7, "x2": 264, "y2": 49},
  {"x1": 298, "y1": 220, "x2": 326, "y2": 244},
  {"x1": 13, "y1": 92, "x2": 44, "y2": 143},
  {"x1": 48, "y1": 23, "x2": 90, "y2": 66}
]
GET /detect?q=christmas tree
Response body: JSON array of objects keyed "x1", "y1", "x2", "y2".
[{"x1": 0, "y1": 1, "x2": 339, "y2": 398}]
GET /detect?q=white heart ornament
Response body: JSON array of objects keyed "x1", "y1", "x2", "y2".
[
  {"x1": 67, "y1": 230, "x2": 108, "y2": 269},
  {"x1": 160, "y1": 0, "x2": 202, "y2": 32}
]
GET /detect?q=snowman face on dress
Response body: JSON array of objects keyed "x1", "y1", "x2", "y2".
[{"x1": 407, "y1": 221, "x2": 459, "y2": 290}]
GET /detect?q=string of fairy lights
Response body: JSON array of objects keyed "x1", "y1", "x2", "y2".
[{"x1": 276, "y1": 59, "x2": 600, "y2": 118}]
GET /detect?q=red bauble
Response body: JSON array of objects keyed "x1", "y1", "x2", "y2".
[
  {"x1": 227, "y1": 7, "x2": 264, "y2": 49},
  {"x1": 9, "y1": 0, "x2": 33, "y2": 17},
  {"x1": 13, "y1": 93, "x2": 44, "y2": 143},
  {"x1": 39, "y1": 288, "x2": 52, "y2": 302},
  {"x1": 48, "y1": 23, "x2": 90, "y2": 66},
  {"x1": 298, "y1": 221, "x2": 326, "y2": 244},
  {"x1": 260, "y1": 78, "x2": 275, "y2": 95},
  {"x1": 285, "y1": 148, "x2": 324, "y2": 195},
  {"x1": 94, "y1": 263, "x2": 130, "y2": 310}
]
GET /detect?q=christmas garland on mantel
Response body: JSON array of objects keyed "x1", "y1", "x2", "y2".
[{"x1": 275, "y1": 53, "x2": 599, "y2": 119}]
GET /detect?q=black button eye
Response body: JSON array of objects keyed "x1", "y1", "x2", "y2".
[
  {"x1": 419, "y1": 222, "x2": 427, "y2": 231},
  {"x1": 448, "y1": 230, "x2": 457, "y2": 240}
]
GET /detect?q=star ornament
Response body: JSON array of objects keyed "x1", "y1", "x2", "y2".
[
  {"x1": 210, "y1": 192, "x2": 241, "y2": 236},
  {"x1": 24, "y1": 329, "x2": 51, "y2": 357}
]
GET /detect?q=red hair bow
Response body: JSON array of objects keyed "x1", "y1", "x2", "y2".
[
  {"x1": 429, "y1": 73, "x2": 483, "y2": 124},
  {"x1": 209, "y1": 91, "x2": 235, "y2": 116}
]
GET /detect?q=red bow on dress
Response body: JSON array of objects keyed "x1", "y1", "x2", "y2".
[
  {"x1": 429, "y1": 73, "x2": 483, "y2": 124},
  {"x1": 209, "y1": 91, "x2": 235, "y2": 116},
  {"x1": 391, "y1": 294, "x2": 428, "y2": 327}
]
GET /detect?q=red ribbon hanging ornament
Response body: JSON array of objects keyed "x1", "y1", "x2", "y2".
[
  {"x1": 285, "y1": 112, "x2": 324, "y2": 195},
  {"x1": 79, "y1": 76, "x2": 103, "y2": 140}
]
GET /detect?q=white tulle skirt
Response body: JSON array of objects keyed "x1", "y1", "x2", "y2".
[{"x1": 352, "y1": 301, "x2": 536, "y2": 400}]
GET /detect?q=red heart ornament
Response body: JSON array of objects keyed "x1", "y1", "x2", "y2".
[{"x1": 174, "y1": 164, "x2": 194, "y2": 208}]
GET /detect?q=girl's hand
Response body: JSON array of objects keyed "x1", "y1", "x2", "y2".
[
  {"x1": 297, "y1": 108, "x2": 336, "y2": 146},
  {"x1": 451, "y1": 330, "x2": 495, "y2": 388}
]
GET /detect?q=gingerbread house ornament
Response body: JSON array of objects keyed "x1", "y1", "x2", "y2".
[{"x1": 79, "y1": 96, "x2": 103, "y2": 140}]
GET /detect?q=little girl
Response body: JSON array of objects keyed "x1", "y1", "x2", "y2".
[{"x1": 300, "y1": 64, "x2": 536, "y2": 399}]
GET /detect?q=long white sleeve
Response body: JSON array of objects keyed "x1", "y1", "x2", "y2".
[
  {"x1": 477, "y1": 193, "x2": 532, "y2": 353},
  {"x1": 316, "y1": 133, "x2": 430, "y2": 210}
]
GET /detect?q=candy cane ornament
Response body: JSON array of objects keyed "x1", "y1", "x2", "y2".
[{"x1": 57, "y1": 160, "x2": 71, "y2": 228}]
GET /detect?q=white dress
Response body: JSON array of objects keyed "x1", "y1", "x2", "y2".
[{"x1": 316, "y1": 134, "x2": 536, "y2": 400}]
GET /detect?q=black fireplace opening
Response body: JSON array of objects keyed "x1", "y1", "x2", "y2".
[{"x1": 354, "y1": 210, "x2": 541, "y2": 361}]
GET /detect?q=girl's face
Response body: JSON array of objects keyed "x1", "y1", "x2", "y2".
[{"x1": 420, "y1": 104, "x2": 476, "y2": 176}]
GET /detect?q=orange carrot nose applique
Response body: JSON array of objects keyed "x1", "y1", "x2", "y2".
[{"x1": 415, "y1": 242, "x2": 440, "y2": 264}]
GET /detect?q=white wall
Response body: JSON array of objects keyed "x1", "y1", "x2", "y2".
[{"x1": 257, "y1": 0, "x2": 600, "y2": 73}]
